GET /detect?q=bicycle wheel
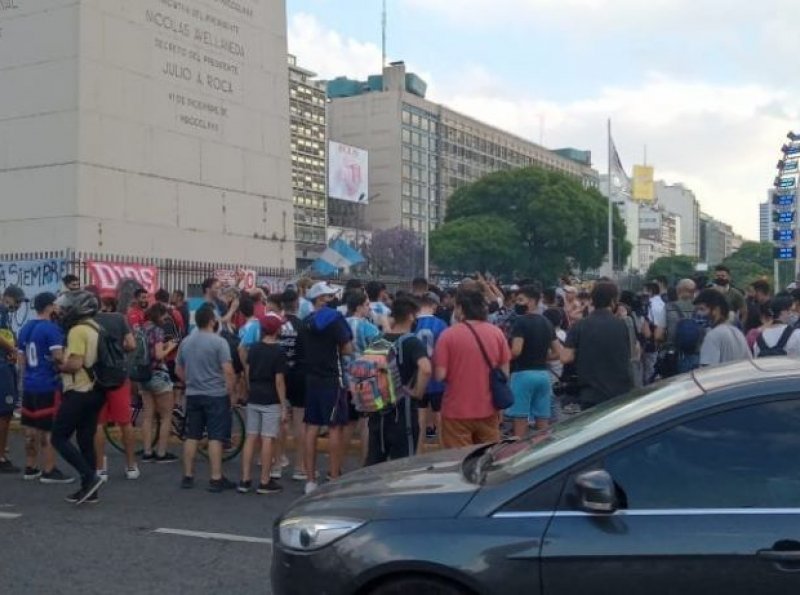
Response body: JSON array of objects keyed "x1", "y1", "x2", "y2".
[{"x1": 197, "y1": 406, "x2": 245, "y2": 462}]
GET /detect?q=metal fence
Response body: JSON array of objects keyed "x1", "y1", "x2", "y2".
[{"x1": 0, "y1": 249, "x2": 296, "y2": 297}]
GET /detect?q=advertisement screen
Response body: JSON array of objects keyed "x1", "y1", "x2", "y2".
[{"x1": 329, "y1": 141, "x2": 369, "y2": 203}]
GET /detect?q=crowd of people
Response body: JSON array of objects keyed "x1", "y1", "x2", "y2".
[{"x1": 0, "y1": 264, "x2": 794, "y2": 504}]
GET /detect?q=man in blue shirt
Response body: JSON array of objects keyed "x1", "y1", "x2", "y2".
[
  {"x1": 414, "y1": 292, "x2": 448, "y2": 451},
  {"x1": 0, "y1": 285, "x2": 24, "y2": 473},
  {"x1": 18, "y1": 292, "x2": 73, "y2": 483}
]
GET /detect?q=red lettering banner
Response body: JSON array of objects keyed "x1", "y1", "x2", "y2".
[{"x1": 87, "y1": 261, "x2": 159, "y2": 295}]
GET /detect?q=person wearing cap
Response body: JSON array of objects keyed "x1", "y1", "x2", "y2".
[
  {"x1": 0, "y1": 285, "x2": 25, "y2": 473},
  {"x1": 16, "y1": 292, "x2": 73, "y2": 483},
  {"x1": 414, "y1": 291, "x2": 448, "y2": 452},
  {"x1": 238, "y1": 315, "x2": 288, "y2": 494},
  {"x1": 51, "y1": 290, "x2": 106, "y2": 504},
  {"x1": 302, "y1": 281, "x2": 353, "y2": 494}
]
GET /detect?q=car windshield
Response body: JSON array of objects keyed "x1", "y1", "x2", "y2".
[{"x1": 487, "y1": 376, "x2": 704, "y2": 478}]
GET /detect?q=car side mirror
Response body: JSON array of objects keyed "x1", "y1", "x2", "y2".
[{"x1": 575, "y1": 470, "x2": 618, "y2": 514}]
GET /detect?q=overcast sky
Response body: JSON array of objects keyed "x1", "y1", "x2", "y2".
[{"x1": 287, "y1": 0, "x2": 800, "y2": 240}]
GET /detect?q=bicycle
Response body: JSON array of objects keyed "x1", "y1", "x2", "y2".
[{"x1": 104, "y1": 392, "x2": 246, "y2": 462}]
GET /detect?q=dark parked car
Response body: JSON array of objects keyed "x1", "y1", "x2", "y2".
[{"x1": 272, "y1": 359, "x2": 800, "y2": 595}]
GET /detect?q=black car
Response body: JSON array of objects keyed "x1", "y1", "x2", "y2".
[{"x1": 272, "y1": 359, "x2": 800, "y2": 595}]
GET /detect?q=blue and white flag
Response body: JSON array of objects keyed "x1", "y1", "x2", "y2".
[{"x1": 311, "y1": 239, "x2": 365, "y2": 275}]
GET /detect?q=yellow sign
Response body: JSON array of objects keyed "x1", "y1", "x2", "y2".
[{"x1": 632, "y1": 165, "x2": 655, "y2": 202}]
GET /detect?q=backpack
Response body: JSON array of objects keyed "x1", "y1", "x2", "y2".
[
  {"x1": 756, "y1": 326, "x2": 795, "y2": 358},
  {"x1": 671, "y1": 305, "x2": 703, "y2": 355},
  {"x1": 348, "y1": 335, "x2": 412, "y2": 414},
  {"x1": 129, "y1": 328, "x2": 152, "y2": 382},
  {"x1": 220, "y1": 326, "x2": 244, "y2": 374},
  {"x1": 82, "y1": 320, "x2": 128, "y2": 390}
]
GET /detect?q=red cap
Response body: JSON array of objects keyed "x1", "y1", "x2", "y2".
[{"x1": 259, "y1": 313, "x2": 284, "y2": 336}]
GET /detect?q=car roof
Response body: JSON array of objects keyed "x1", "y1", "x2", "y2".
[{"x1": 692, "y1": 358, "x2": 800, "y2": 393}]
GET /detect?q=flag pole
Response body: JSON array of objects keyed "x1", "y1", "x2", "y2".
[{"x1": 607, "y1": 118, "x2": 613, "y2": 276}]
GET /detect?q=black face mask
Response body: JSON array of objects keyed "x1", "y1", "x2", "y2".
[
  {"x1": 715, "y1": 278, "x2": 730, "y2": 287},
  {"x1": 514, "y1": 304, "x2": 529, "y2": 316}
]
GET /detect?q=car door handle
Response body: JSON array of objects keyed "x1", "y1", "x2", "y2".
[{"x1": 758, "y1": 550, "x2": 800, "y2": 562}]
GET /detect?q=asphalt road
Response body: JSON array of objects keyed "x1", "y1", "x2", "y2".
[{"x1": 0, "y1": 438, "x2": 329, "y2": 594}]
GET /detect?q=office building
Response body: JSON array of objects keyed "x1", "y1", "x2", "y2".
[
  {"x1": 760, "y1": 196, "x2": 772, "y2": 244},
  {"x1": 327, "y1": 62, "x2": 599, "y2": 235},
  {"x1": 654, "y1": 181, "x2": 700, "y2": 259},
  {"x1": 639, "y1": 205, "x2": 680, "y2": 272},
  {"x1": 700, "y1": 212, "x2": 739, "y2": 266},
  {"x1": 288, "y1": 54, "x2": 327, "y2": 269}
]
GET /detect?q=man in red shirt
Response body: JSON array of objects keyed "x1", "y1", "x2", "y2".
[
  {"x1": 434, "y1": 288, "x2": 511, "y2": 448},
  {"x1": 127, "y1": 289, "x2": 149, "y2": 331}
]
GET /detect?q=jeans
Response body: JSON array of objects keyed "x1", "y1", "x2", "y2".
[{"x1": 51, "y1": 390, "x2": 106, "y2": 488}]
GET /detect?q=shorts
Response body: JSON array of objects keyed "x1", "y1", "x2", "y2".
[
  {"x1": 139, "y1": 370, "x2": 173, "y2": 395},
  {"x1": 440, "y1": 414, "x2": 500, "y2": 449},
  {"x1": 420, "y1": 392, "x2": 443, "y2": 412},
  {"x1": 286, "y1": 373, "x2": 305, "y2": 409},
  {"x1": 506, "y1": 370, "x2": 553, "y2": 422},
  {"x1": 246, "y1": 403, "x2": 281, "y2": 438},
  {"x1": 98, "y1": 379, "x2": 132, "y2": 425},
  {"x1": 21, "y1": 390, "x2": 61, "y2": 431},
  {"x1": 0, "y1": 362, "x2": 18, "y2": 417},
  {"x1": 185, "y1": 394, "x2": 230, "y2": 442},
  {"x1": 304, "y1": 383, "x2": 349, "y2": 428}
]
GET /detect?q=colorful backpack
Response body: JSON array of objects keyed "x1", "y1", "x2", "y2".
[{"x1": 348, "y1": 335, "x2": 411, "y2": 414}]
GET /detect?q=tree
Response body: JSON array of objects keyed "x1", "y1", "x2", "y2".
[
  {"x1": 429, "y1": 215, "x2": 520, "y2": 277},
  {"x1": 365, "y1": 226, "x2": 424, "y2": 278},
  {"x1": 719, "y1": 241, "x2": 774, "y2": 289},
  {"x1": 646, "y1": 255, "x2": 698, "y2": 283},
  {"x1": 435, "y1": 167, "x2": 630, "y2": 282}
]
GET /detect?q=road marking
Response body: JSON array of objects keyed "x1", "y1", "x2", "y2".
[
  {"x1": 0, "y1": 512, "x2": 22, "y2": 519},
  {"x1": 153, "y1": 528, "x2": 272, "y2": 545}
]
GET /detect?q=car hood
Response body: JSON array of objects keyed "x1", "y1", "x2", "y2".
[{"x1": 283, "y1": 446, "x2": 481, "y2": 521}]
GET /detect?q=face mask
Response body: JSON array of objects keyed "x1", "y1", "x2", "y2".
[
  {"x1": 788, "y1": 313, "x2": 799, "y2": 327},
  {"x1": 715, "y1": 278, "x2": 730, "y2": 287},
  {"x1": 514, "y1": 304, "x2": 529, "y2": 316},
  {"x1": 695, "y1": 313, "x2": 710, "y2": 327}
]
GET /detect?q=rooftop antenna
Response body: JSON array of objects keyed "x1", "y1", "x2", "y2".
[{"x1": 382, "y1": 0, "x2": 387, "y2": 67}]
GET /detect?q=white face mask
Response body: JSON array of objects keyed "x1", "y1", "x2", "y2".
[{"x1": 787, "y1": 313, "x2": 799, "y2": 327}]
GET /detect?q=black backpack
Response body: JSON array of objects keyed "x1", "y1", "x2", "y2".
[
  {"x1": 82, "y1": 320, "x2": 128, "y2": 390},
  {"x1": 756, "y1": 326, "x2": 795, "y2": 358}
]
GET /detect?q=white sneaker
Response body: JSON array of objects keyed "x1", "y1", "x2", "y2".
[
  {"x1": 292, "y1": 470, "x2": 308, "y2": 481},
  {"x1": 304, "y1": 481, "x2": 318, "y2": 495},
  {"x1": 270, "y1": 468, "x2": 282, "y2": 480},
  {"x1": 125, "y1": 466, "x2": 141, "y2": 480},
  {"x1": 280, "y1": 455, "x2": 290, "y2": 468},
  {"x1": 97, "y1": 470, "x2": 109, "y2": 483}
]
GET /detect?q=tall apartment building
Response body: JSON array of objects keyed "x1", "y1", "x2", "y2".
[
  {"x1": 654, "y1": 181, "x2": 700, "y2": 258},
  {"x1": 760, "y1": 195, "x2": 773, "y2": 244},
  {"x1": 327, "y1": 62, "x2": 599, "y2": 235},
  {"x1": 598, "y1": 175, "x2": 640, "y2": 271},
  {"x1": 639, "y1": 205, "x2": 680, "y2": 272},
  {"x1": 700, "y1": 212, "x2": 739, "y2": 265},
  {"x1": 288, "y1": 55, "x2": 327, "y2": 268}
]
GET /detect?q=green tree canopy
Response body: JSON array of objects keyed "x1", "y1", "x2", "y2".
[
  {"x1": 646, "y1": 255, "x2": 698, "y2": 283},
  {"x1": 429, "y1": 215, "x2": 521, "y2": 277},
  {"x1": 719, "y1": 241, "x2": 774, "y2": 289},
  {"x1": 431, "y1": 167, "x2": 629, "y2": 281}
]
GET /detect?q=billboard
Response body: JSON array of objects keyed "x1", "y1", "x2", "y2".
[
  {"x1": 631, "y1": 165, "x2": 655, "y2": 201},
  {"x1": 329, "y1": 141, "x2": 369, "y2": 203}
]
